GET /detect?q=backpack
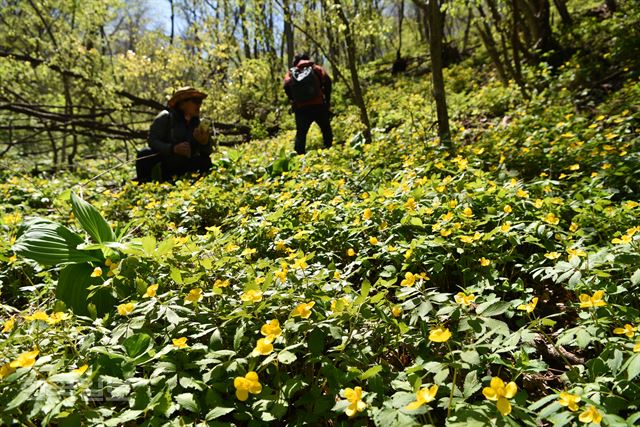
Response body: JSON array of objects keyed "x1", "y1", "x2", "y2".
[{"x1": 289, "y1": 65, "x2": 321, "y2": 102}]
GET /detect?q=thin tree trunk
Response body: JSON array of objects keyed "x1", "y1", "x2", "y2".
[
  {"x1": 553, "y1": 0, "x2": 572, "y2": 26},
  {"x1": 169, "y1": 0, "x2": 175, "y2": 44},
  {"x1": 334, "y1": 0, "x2": 372, "y2": 143},
  {"x1": 427, "y1": 0, "x2": 451, "y2": 148},
  {"x1": 605, "y1": 0, "x2": 616, "y2": 13},
  {"x1": 398, "y1": 0, "x2": 404, "y2": 55},
  {"x1": 283, "y1": 0, "x2": 295, "y2": 67}
]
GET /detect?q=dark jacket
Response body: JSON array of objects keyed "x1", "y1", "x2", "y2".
[
  {"x1": 148, "y1": 108, "x2": 212, "y2": 173},
  {"x1": 283, "y1": 60, "x2": 332, "y2": 110}
]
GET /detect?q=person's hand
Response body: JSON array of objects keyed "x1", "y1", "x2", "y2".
[
  {"x1": 193, "y1": 124, "x2": 210, "y2": 145},
  {"x1": 173, "y1": 141, "x2": 191, "y2": 158}
]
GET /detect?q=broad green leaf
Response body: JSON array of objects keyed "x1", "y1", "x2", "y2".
[
  {"x1": 12, "y1": 218, "x2": 101, "y2": 265},
  {"x1": 360, "y1": 365, "x2": 382, "y2": 380},
  {"x1": 122, "y1": 333, "x2": 152, "y2": 358},
  {"x1": 277, "y1": 350, "x2": 297, "y2": 364},
  {"x1": 70, "y1": 193, "x2": 116, "y2": 243},
  {"x1": 206, "y1": 407, "x2": 235, "y2": 420},
  {"x1": 175, "y1": 393, "x2": 199, "y2": 413}
]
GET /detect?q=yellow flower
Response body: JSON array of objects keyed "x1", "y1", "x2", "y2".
[
  {"x1": 543, "y1": 213, "x2": 560, "y2": 225},
  {"x1": 404, "y1": 248, "x2": 413, "y2": 259},
  {"x1": 479, "y1": 257, "x2": 491, "y2": 267},
  {"x1": 47, "y1": 311, "x2": 71, "y2": 324},
  {"x1": 331, "y1": 297, "x2": 350, "y2": 312},
  {"x1": 9, "y1": 348, "x2": 39, "y2": 369},
  {"x1": 291, "y1": 301, "x2": 315, "y2": 319},
  {"x1": 347, "y1": 248, "x2": 356, "y2": 257},
  {"x1": 72, "y1": 364, "x2": 89, "y2": 375},
  {"x1": 567, "y1": 247, "x2": 587, "y2": 258},
  {"x1": 429, "y1": 326, "x2": 452, "y2": 343},
  {"x1": 117, "y1": 303, "x2": 135, "y2": 316},
  {"x1": 558, "y1": 391, "x2": 581, "y2": 412},
  {"x1": 569, "y1": 222, "x2": 579, "y2": 232},
  {"x1": 500, "y1": 222, "x2": 511, "y2": 233},
  {"x1": 241, "y1": 247, "x2": 257, "y2": 258},
  {"x1": 260, "y1": 319, "x2": 282, "y2": 341},
  {"x1": 613, "y1": 324, "x2": 635, "y2": 338},
  {"x1": 292, "y1": 257, "x2": 308, "y2": 270},
  {"x1": 24, "y1": 311, "x2": 49, "y2": 322},
  {"x1": 405, "y1": 198, "x2": 417, "y2": 211},
  {"x1": 241, "y1": 289, "x2": 263, "y2": 303},
  {"x1": 533, "y1": 199, "x2": 544, "y2": 209},
  {"x1": 569, "y1": 164, "x2": 580, "y2": 171},
  {"x1": 454, "y1": 292, "x2": 475, "y2": 306},
  {"x1": 391, "y1": 305, "x2": 402, "y2": 317},
  {"x1": 463, "y1": 207, "x2": 473, "y2": 217},
  {"x1": 369, "y1": 237, "x2": 379, "y2": 245},
  {"x1": 344, "y1": 386, "x2": 367, "y2": 417},
  {"x1": 185, "y1": 288, "x2": 203, "y2": 304},
  {"x1": 3, "y1": 317, "x2": 15, "y2": 333},
  {"x1": 90, "y1": 266, "x2": 103, "y2": 277},
  {"x1": 579, "y1": 405, "x2": 602, "y2": 424},
  {"x1": 503, "y1": 205, "x2": 512, "y2": 214},
  {"x1": 234, "y1": 371, "x2": 262, "y2": 401},
  {"x1": 517, "y1": 297, "x2": 539, "y2": 314},
  {"x1": 254, "y1": 338, "x2": 274, "y2": 355},
  {"x1": 214, "y1": 279, "x2": 230, "y2": 288},
  {"x1": 401, "y1": 272, "x2": 417, "y2": 287},
  {"x1": 172, "y1": 337, "x2": 188, "y2": 349},
  {"x1": 405, "y1": 384, "x2": 438, "y2": 410},
  {"x1": 611, "y1": 234, "x2": 632, "y2": 244},
  {"x1": 275, "y1": 240, "x2": 287, "y2": 251},
  {"x1": 0, "y1": 363, "x2": 14, "y2": 378},
  {"x1": 483, "y1": 377, "x2": 517, "y2": 416},
  {"x1": 105, "y1": 258, "x2": 118, "y2": 277},
  {"x1": 579, "y1": 291, "x2": 606, "y2": 308},
  {"x1": 634, "y1": 340, "x2": 640, "y2": 352},
  {"x1": 516, "y1": 189, "x2": 529, "y2": 198},
  {"x1": 545, "y1": 252, "x2": 561, "y2": 260},
  {"x1": 441, "y1": 211, "x2": 454, "y2": 222},
  {"x1": 145, "y1": 284, "x2": 159, "y2": 298},
  {"x1": 363, "y1": 208, "x2": 373, "y2": 220}
]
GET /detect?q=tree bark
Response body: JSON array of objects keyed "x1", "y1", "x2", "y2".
[
  {"x1": 426, "y1": 0, "x2": 451, "y2": 148},
  {"x1": 552, "y1": 0, "x2": 572, "y2": 26},
  {"x1": 334, "y1": 0, "x2": 372, "y2": 143}
]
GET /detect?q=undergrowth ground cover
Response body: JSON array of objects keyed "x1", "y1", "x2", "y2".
[{"x1": 1, "y1": 16, "x2": 640, "y2": 427}]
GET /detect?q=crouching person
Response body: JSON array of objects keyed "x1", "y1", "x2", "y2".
[{"x1": 147, "y1": 86, "x2": 213, "y2": 182}]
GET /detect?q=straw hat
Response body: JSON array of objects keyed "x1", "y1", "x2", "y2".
[{"x1": 167, "y1": 86, "x2": 208, "y2": 108}]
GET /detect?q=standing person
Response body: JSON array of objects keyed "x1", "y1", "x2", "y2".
[
  {"x1": 284, "y1": 53, "x2": 333, "y2": 155},
  {"x1": 146, "y1": 86, "x2": 213, "y2": 182}
]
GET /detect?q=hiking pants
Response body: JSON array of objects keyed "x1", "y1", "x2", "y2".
[{"x1": 294, "y1": 105, "x2": 333, "y2": 155}]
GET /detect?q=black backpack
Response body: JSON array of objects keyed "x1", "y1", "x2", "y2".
[{"x1": 289, "y1": 65, "x2": 321, "y2": 102}]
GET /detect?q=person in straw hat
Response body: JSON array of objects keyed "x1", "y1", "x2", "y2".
[{"x1": 147, "y1": 86, "x2": 213, "y2": 181}]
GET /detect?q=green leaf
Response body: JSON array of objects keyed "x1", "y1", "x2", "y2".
[
  {"x1": 360, "y1": 365, "x2": 382, "y2": 380},
  {"x1": 122, "y1": 333, "x2": 152, "y2": 358},
  {"x1": 475, "y1": 301, "x2": 510, "y2": 317},
  {"x1": 626, "y1": 353, "x2": 640, "y2": 380},
  {"x1": 70, "y1": 193, "x2": 116, "y2": 243},
  {"x1": 170, "y1": 267, "x2": 183, "y2": 284},
  {"x1": 175, "y1": 393, "x2": 199, "y2": 413},
  {"x1": 631, "y1": 269, "x2": 640, "y2": 286},
  {"x1": 206, "y1": 407, "x2": 235, "y2": 420},
  {"x1": 12, "y1": 218, "x2": 101, "y2": 265},
  {"x1": 277, "y1": 350, "x2": 297, "y2": 364}
]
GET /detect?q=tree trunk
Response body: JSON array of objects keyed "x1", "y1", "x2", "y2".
[
  {"x1": 552, "y1": 0, "x2": 572, "y2": 26},
  {"x1": 169, "y1": 0, "x2": 175, "y2": 44},
  {"x1": 335, "y1": 0, "x2": 372, "y2": 143},
  {"x1": 283, "y1": 0, "x2": 295, "y2": 67},
  {"x1": 605, "y1": 0, "x2": 616, "y2": 13},
  {"x1": 398, "y1": 0, "x2": 405, "y2": 55},
  {"x1": 427, "y1": 0, "x2": 451, "y2": 148}
]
